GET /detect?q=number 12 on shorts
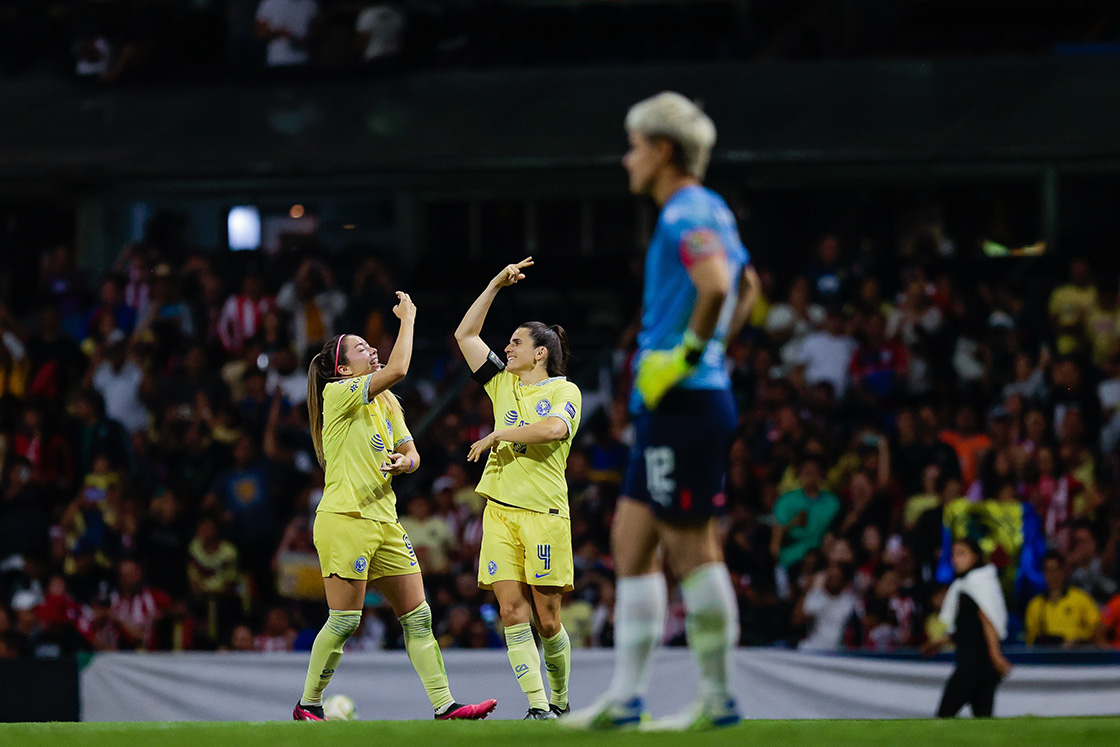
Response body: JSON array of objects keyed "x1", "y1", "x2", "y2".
[{"x1": 645, "y1": 446, "x2": 676, "y2": 507}]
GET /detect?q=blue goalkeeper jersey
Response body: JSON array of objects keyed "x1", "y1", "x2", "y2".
[{"x1": 629, "y1": 185, "x2": 749, "y2": 413}]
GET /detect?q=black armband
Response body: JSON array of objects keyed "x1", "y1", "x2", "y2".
[{"x1": 471, "y1": 350, "x2": 506, "y2": 385}]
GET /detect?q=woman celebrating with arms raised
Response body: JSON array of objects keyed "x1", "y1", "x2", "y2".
[
  {"x1": 295, "y1": 290, "x2": 496, "y2": 722},
  {"x1": 455, "y1": 258, "x2": 582, "y2": 720}
]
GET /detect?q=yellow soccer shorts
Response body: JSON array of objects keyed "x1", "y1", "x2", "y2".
[
  {"x1": 478, "y1": 500, "x2": 573, "y2": 591},
  {"x1": 314, "y1": 511, "x2": 421, "y2": 580}
]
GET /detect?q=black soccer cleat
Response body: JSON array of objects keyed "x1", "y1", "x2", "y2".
[
  {"x1": 550, "y1": 703, "x2": 570, "y2": 717},
  {"x1": 525, "y1": 707, "x2": 558, "y2": 720}
]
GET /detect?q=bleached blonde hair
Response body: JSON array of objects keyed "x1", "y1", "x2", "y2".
[{"x1": 625, "y1": 91, "x2": 717, "y2": 180}]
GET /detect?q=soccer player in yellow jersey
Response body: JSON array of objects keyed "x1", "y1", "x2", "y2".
[
  {"x1": 294, "y1": 291, "x2": 496, "y2": 722},
  {"x1": 454, "y1": 258, "x2": 582, "y2": 720}
]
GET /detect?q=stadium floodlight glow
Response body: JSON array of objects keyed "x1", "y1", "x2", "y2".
[{"x1": 228, "y1": 206, "x2": 261, "y2": 251}]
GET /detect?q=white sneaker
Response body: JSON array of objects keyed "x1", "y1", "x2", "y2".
[
  {"x1": 563, "y1": 696, "x2": 646, "y2": 730},
  {"x1": 639, "y1": 697, "x2": 741, "y2": 731}
]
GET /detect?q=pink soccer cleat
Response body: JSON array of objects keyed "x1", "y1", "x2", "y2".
[
  {"x1": 436, "y1": 699, "x2": 498, "y2": 720},
  {"x1": 293, "y1": 701, "x2": 326, "y2": 721}
]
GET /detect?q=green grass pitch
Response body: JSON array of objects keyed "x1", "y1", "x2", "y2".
[{"x1": 4, "y1": 718, "x2": 1120, "y2": 747}]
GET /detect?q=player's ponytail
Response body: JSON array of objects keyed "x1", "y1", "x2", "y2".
[
  {"x1": 549, "y1": 324, "x2": 570, "y2": 378},
  {"x1": 522, "y1": 321, "x2": 569, "y2": 378},
  {"x1": 308, "y1": 334, "x2": 345, "y2": 468}
]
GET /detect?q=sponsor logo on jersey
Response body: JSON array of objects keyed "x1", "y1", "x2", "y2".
[
  {"x1": 370, "y1": 434, "x2": 385, "y2": 451},
  {"x1": 535, "y1": 399, "x2": 551, "y2": 417},
  {"x1": 488, "y1": 560, "x2": 497, "y2": 576},
  {"x1": 564, "y1": 402, "x2": 576, "y2": 419},
  {"x1": 504, "y1": 409, "x2": 518, "y2": 426},
  {"x1": 354, "y1": 556, "x2": 368, "y2": 574}
]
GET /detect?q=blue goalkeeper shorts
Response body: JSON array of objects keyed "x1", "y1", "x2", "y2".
[{"x1": 621, "y1": 388, "x2": 737, "y2": 521}]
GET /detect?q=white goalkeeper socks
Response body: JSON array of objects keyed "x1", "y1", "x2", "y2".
[
  {"x1": 679, "y1": 562, "x2": 739, "y2": 703},
  {"x1": 607, "y1": 572, "x2": 668, "y2": 702}
]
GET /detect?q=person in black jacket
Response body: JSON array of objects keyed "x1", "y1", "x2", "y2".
[{"x1": 925, "y1": 538, "x2": 1013, "y2": 718}]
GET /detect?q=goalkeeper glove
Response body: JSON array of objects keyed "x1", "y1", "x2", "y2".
[{"x1": 634, "y1": 330, "x2": 706, "y2": 410}]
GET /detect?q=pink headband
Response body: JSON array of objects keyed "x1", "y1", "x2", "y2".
[{"x1": 333, "y1": 336, "x2": 344, "y2": 376}]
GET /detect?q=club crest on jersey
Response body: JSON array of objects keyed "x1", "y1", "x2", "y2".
[
  {"x1": 488, "y1": 561, "x2": 497, "y2": 576},
  {"x1": 354, "y1": 556, "x2": 368, "y2": 574},
  {"x1": 680, "y1": 228, "x2": 723, "y2": 263},
  {"x1": 535, "y1": 399, "x2": 551, "y2": 417},
  {"x1": 386, "y1": 420, "x2": 393, "y2": 437},
  {"x1": 504, "y1": 409, "x2": 518, "y2": 426},
  {"x1": 370, "y1": 434, "x2": 385, "y2": 451}
]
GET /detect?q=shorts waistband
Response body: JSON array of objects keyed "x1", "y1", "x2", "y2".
[{"x1": 487, "y1": 497, "x2": 560, "y2": 515}]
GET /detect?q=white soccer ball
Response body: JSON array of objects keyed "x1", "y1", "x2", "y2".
[{"x1": 324, "y1": 694, "x2": 357, "y2": 721}]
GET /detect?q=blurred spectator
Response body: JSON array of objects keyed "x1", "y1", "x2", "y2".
[
  {"x1": 255, "y1": 0, "x2": 319, "y2": 67},
  {"x1": 204, "y1": 435, "x2": 276, "y2": 593},
  {"x1": 265, "y1": 348, "x2": 306, "y2": 406},
  {"x1": 108, "y1": 560, "x2": 175, "y2": 651},
  {"x1": 356, "y1": 4, "x2": 406, "y2": 64},
  {"x1": 254, "y1": 606, "x2": 297, "y2": 651},
  {"x1": 218, "y1": 275, "x2": 273, "y2": 355},
  {"x1": 791, "y1": 307, "x2": 857, "y2": 399},
  {"x1": 794, "y1": 562, "x2": 857, "y2": 651},
  {"x1": 771, "y1": 456, "x2": 840, "y2": 572},
  {"x1": 805, "y1": 235, "x2": 848, "y2": 307},
  {"x1": 1066, "y1": 521, "x2": 1117, "y2": 605},
  {"x1": 1024, "y1": 551, "x2": 1100, "y2": 646},
  {"x1": 275, "y1": 259, "x2": 345, "y2": 357},
  {"x1": 88, "y1": 335, "x2": 150, "y2": 435},
  {"x1": 400, "y1": 493, "x2": 455, "y2": 576},
  {"x1": 1048, "y1": 259, "x2": 1096, "y2": 357},
  {"x1": 187, "y1": 516, "x2": 241, "y2": 644}
]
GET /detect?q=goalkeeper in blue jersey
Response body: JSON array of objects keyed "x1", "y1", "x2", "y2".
[{"x1": 570, "y1": 92, "x2": 759, "y2": 730}]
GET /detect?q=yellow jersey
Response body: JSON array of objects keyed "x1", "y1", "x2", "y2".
[
  {"x1": 1025, "y1": 587, "x2": 1101, "y2": 644},
  {"x1": 477, "y1": 369, "x2": 581, "y2": 518},
  {"x1": 317, "y1": 374, "x2": 412, "y2": 523}
]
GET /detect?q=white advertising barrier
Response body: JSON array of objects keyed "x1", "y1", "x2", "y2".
[{"x1": 80, "y1": 648, "x2": 1120, "y2": 722}]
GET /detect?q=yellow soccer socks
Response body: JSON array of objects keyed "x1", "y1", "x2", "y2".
[
  {"x1": 505, "y1": 622, "x2": 549, "y2": 710},
  {"x1": 399, "y1": 601, "x2": 455, "y2": 712},
  {"x1": 301, "y1": 609, "x2": 362, "y2": 706},
  {"x1": 541, "y1": 626, "x2": 571, "y2": 711}
]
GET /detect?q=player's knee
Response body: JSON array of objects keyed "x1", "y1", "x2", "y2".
[
  {"x1": 498, "y1": 599, "x2": 531, "y2": 627},
  {"x1": 398, "y1": 601, "x2": 433, "y2": 640},
  {"x1": 327, "y1": 609, "x2": 362, "y2": 639},
  {"x1": 536, "y1": 615, "x2": 562, "y2": 638}
]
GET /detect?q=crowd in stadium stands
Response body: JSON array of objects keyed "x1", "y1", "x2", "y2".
[
  {"x1": 3, "y1": 1, "x2": 1119, "y2": 81},
  {"x1": 1, "y1": 228, "x2": 1120, "y2": 659}
]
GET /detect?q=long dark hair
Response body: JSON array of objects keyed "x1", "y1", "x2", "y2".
[
  {"x1": 307, "y1": 334, "x2": 401, "y2": 467},
  {"x1": 519, "y1": 321, "x2": 570, "y2": 378}
]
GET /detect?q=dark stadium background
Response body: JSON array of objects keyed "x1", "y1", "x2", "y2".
[{"x1": 2, "y1": 0, "x2": 1120, "y2": 723}]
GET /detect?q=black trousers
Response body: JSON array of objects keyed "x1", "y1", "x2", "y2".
[{"x1": 937, "y1": 660, "x2": 1001, "y2": 718}]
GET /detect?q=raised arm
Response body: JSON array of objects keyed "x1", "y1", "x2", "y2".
[
  {"x1": 728, "y1": 265, "x2": 761, "y2": 339},
  {"x1": 365, "y1": 292, "x2": 416, "y2": 401},
  {"x1": 454, "y1": 257, "x2": 533, "y2": 372}
]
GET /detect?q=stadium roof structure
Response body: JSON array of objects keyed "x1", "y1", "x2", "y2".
[{"x1": 2, "y1": 58, "x2": 1120, "y2": 185}]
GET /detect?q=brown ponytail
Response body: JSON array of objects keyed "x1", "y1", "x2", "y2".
[
  {"x1": 308, "y1": 335, "x2": 345, "y2": 468},
  {"x1": 308, "y1": 333, "x2": 404, "y2": 468},
  {"x1": 521, "y1": 321, "x2": 570, "y2": 378}
]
